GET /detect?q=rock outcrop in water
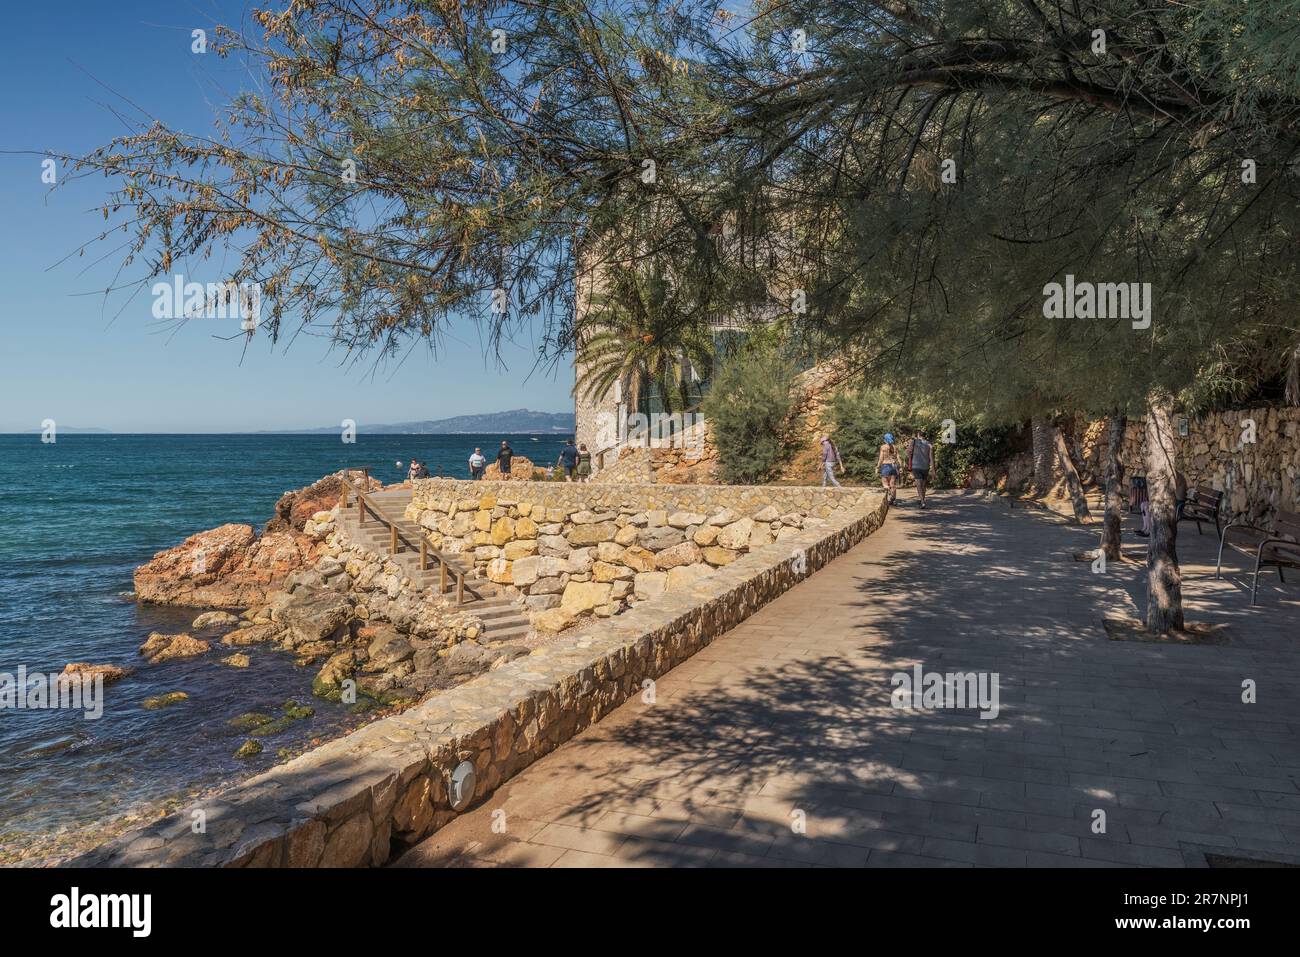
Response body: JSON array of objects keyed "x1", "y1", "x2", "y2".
[
  {"x1": 131, "y1": 471, "x2": 381, "y2": 608},
  {"x1": 138, "y1": 631, "x2": 210, "y2": 663},
  {"x1": 133, "y1": 523, "x2": 323, "y2": 608},
  {"x1": 58, "y1": 662, "x2": 132, "y2": 685}
]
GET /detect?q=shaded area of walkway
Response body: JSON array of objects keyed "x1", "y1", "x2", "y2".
[{"x1": 394, "y1": 493, "x2": 1300, "y2": 868}]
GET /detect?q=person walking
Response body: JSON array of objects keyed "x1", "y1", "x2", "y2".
[
  {"x1": 556, "y1": 439, "x2": 579, "y2": 482},
  {"x1": 468, "y1": 447, "x2": 486, "y2": 480},
  {"x1": 906, "y1": 430, "x2": 934, "y2": 509},
  {"x1": 819, "y1": 434, "x2": 844, "y2": 487},
  {"x1": 576, "y1": 443, "x2": 592, "y2": 482},
  {"x1": 495, "y1": 440, "x2": 514, "y2": 477},
  {"x1": 877, "y1": 433, "x2": 901, "y2": 504}
]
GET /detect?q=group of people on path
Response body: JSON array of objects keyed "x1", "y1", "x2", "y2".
[
  {"x1": 463, "y1": 438, "x2": 591, "y2": 481},
  {"x1": 819, "y1": 429, "x2": 934, "y2": 508}
]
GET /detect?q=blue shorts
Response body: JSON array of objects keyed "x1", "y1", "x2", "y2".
[{"x1": 880, "y1": 464, "x2": 898, "y2": 479}]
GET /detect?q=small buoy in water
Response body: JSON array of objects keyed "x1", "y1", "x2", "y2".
[{"x1": 395, "y1": 460, "x2": 403, "y2": 469}]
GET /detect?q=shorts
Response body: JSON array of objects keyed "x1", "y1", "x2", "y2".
[
  {"x1": 563, "y1": 465, "x2": 575, "y2": 478},
  {"x1": 880, "y1": 464, "x2": 898, "y2": 479},
  {"x1": 912, "y1": 468, "x2": 930, "y2": 481}
]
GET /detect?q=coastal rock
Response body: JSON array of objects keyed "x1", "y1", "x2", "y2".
[
  {"x1": 276, "y1": 587, "x2": 354, "y2": 648},
  {"x1": 367, "y1": 628, "x2": 415, "y2": 668},
  {"x1": 138, "y1": 632, "x2": 211, "y2": 663},
  {"x1": 482, "y1": 455, "x2": 536, "y2": 481},
  {"x1": 142, "y1": 691, "x2": 189, "y2": 709},
  {"x1": 191, "y1": 611, "x2": 241, "y2": 630},
  {"x1": 444, "y1": 641, "x2": 527, "y2": 676},
  {"x1": 133, "y1": 523, "x2": 324, "y2": 609},
  {"x1": 221, "y1": 653, "x2": 251, "y2": 668},
  {"x1": 57, "y1": 662, "x2": 132, "y2": 686},
  {"x1": 313, "y1": 650, "x2": 358, "y2": 697},
  {"x1": 266, "y1": 473, "x2": 362, "y2": 534},
  {"x1": 221, "y1": 623, "x2": 284, "y2": 646}
]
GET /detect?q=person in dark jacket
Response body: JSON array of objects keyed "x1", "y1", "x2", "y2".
[{"x1": 496, "y1": 441, "x2": 514, "y2": 476}]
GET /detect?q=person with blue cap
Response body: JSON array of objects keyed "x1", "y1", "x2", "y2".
[{"x1": 877, "y1": 432, "x2": 901, "y2": 504}]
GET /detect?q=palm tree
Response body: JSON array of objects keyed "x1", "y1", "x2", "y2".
[{"x1": 574, "y1": 262, "x2": 716, "y2": 418}]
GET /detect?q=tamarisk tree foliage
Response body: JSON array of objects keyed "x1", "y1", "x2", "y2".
[{"x1": 63, "y1": 0, "x2": 733, "y2": 360}]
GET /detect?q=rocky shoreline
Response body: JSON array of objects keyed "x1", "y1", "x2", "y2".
[
  {"x1": 122, "y1": 471, "x2": 540, "y2": 727},
  {"x1": 14, "y1": 472, "x2": 546, "y2": 867}
]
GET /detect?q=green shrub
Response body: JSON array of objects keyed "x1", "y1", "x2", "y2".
[
  {"x1": 702, "y1": 349, "x2": 800, "y2": 484},
  {"x1": 827, "y1": 389, "x2": 1015, "y2": 488}
]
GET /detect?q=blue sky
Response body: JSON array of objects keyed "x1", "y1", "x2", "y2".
[{"x1": 0, "y1": 1, "x2": 574, "y2": 432}]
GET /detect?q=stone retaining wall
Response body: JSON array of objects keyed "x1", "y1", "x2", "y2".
[
  {"x1": 1114, "y1": 406, "x2": 1299, "y2": 527},
  {"x1": 71, "y1": 488, "x2": 888, "y2": 867},
  {"x1": 406, "y1": 479, "x2": 878, "y2": 629}
]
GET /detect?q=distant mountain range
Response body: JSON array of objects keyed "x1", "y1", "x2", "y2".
[
  {"x1": 267, "y1": 409, "x2": 575, "y2": 435},
  {"x1": 17, "y1": 426, "x2": 112, "y2": 434}
]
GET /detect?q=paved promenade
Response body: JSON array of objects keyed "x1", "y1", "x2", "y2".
[{"x1": 395, "y1": 493, "x2": 1300, "y2": 868}]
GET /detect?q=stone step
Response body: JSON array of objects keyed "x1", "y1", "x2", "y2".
[{"x1": 484, "y1": 622, "x2": 532, "y2": 642}]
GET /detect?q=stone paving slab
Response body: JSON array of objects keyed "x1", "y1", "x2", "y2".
[{"x1": 395, "y1": 492, "x2": 1300, "y2": 868}]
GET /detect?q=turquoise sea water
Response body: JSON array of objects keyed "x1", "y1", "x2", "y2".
[{"x1": 0, "y1": 432, "x2": 568, "y2": 862}]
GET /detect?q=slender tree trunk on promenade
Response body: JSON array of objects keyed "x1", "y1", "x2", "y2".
[
  {"x1": 1031, "y1": 415, "x2": 1055, "y2": 491},
  {"x1": 1144, "y1": 393, "x2": 1185, "y2": 632},
  {"x1": 1052, "y1": 424, "x2": 1091, "y2": 522},
  {"x1": 1100, "y1": 413, "x2": 1126, "y2": 561}
]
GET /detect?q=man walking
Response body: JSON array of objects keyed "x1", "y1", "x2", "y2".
[
  {"x1": 820, "y1": 434, "x2": 844, "y2": 487},
  {"x1": 468, "y1": 447, "x2": 486, "y2": 480},
  {"x1": 556, "y1": 438, "x2": 579, "y2": 481},
  {"x1": 906, "y1": 430, "x2": 934, "y2": 509},
  {"x1": 495, "y1": 440, "x2": 514, "y2": 477}
]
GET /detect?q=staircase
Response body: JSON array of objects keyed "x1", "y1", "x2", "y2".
[{"x1": 335, "y1": 485, "x2": 532, "y2": 644}]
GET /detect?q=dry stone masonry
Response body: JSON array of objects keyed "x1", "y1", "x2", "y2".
[
  {"x1": 404, "y1": 480, "x2": 879, "y2": 634},
  {"x1": 1114, "y1": 406, "x2": 1299, "y2": 528}
]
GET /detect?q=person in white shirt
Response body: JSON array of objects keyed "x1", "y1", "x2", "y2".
[{"x1": 468, "y1": 448, "x2": 486, "y2": 480}]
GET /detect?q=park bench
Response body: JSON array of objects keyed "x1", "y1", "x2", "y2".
[
  {"x1": 1215, "y1": 509, "x2": 1300, "y2": 605},
  {"x1": 1180, "y1": 484, "x2": 1223, "y2": 537}
]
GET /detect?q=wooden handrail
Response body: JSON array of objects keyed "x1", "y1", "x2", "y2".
[{"x1": 337, "y1": 468, "x2": 472, "y2": 604}]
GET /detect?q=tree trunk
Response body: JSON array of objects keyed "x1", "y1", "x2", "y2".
[
  {"x1": 1052, "y1": 425, "x2": 1091, "y2": 522},
  {"x1": 1031, "y1": 415, "x2": 1055, "y2": 491},
  {"x1": 1144, "y1": 393, "x2": 1185, "y2": 633},
  {"x1": 1100, "y1": 413, "x2": 1126, "y2": 561}
]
